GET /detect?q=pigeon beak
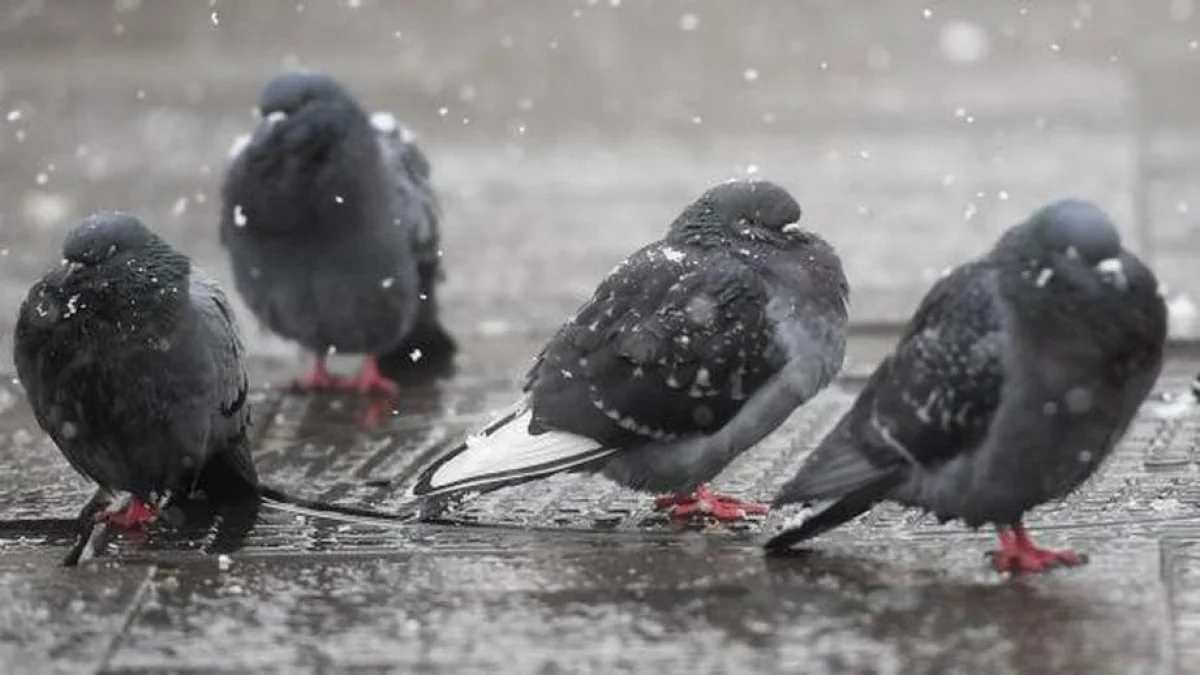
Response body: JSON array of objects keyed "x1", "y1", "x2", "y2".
[{"x1": 1094, "y1": 257, "x2": 1128, "y2": 292}]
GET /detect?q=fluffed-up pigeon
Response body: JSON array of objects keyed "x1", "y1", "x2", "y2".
[
  {"x1": 410, "y1": 179, "x2": 849, "y2": 522},
  {"x1": 14, "y1": 213, "x2": 419, "y2": 564},
  {"x1": 766, "y1": 199, "x2": 1167, "y2": 574},
  {"x1": 220, "y1": 70, "x2": 455, "y2": 396},
  {"x1": 14, "y1": 213, "x2": 260, "y2": 552}
]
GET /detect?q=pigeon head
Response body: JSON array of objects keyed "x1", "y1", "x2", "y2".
[
  {"x1": 31, "y1": 213, "x2": 191, "y2": 331},
  {"x1": 257, "y1": 70, "x2": 357, "y2": 120},
  {"x1": 670, "y1": 180, "x2": 803, "y2": 236},
  {"x1": 1001, "y1": 199, "x2": 1129, "y2": 292},
  {"x1": 63, "y1": 212, "x2": 166, "y2": 267}
]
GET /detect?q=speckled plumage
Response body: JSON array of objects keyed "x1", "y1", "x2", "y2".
[
  {"x1": 767, "y1": 199, "x2": 1167, "y2": 555},
  {"x1": 411, "y1": 180, "x2": 849, "y2": 504},
  {"x1": 220, "y1": 71, "x2": 454, "y2": 379},
  {"x1": 13, "y1": 213, "x2": 257, "y2": 506}
]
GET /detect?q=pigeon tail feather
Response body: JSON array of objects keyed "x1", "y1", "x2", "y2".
[
  {"x1": 410, "y1": 402, "x2": 620, "y2": 499},
  {"x1": 764, "y1": 481, "x2": 889, "y2": 551}
]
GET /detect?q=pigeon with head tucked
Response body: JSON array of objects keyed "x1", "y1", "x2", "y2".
[
  {"x1": 410, "y1": 179, "x2": 849, "y2": 522},
  {"x1": 220, "y1": 70, "x2": 454, "y2": 395},
  {"x1": 13, "y1": 213, "x2": 258, "y2": 553},
  {"x1": 766, "y1": 198, "x2": 1167, "y2": 574}
]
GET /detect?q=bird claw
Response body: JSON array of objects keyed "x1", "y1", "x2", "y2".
[
  {"x1": 653, "y1": 484, "x2": 770, "y2": 523},
  {"x1": 95, "y1": 497, "x2": 159, "y2": 530},
  {"x1": 989, "y1": 527, "x2": 1088, "y2": 575},
  {"x1": 350, "y1": 367, "x2": 399, "y2": 397}
]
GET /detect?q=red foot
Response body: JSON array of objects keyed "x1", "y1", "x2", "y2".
[
  {"x1": 351, "y1": 356, "x2": 399, "y2": 397},
  {"x1": 95, "y1": 497, "x2": 159, "y2": 530},
  {"x1": 290, "y1": 355, "x2": 351, "y2": 391},
  {"x1": 989, "y1": 527, "x2": 1088, "y2": 575},
  {"x1": 653, "y1": 483, "x2": 770, "y2": 522}
]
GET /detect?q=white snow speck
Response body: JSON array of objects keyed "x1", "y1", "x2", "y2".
[
  {"x1": 233, "y1": 205, "x2": 247, "y2": 227},
  {"x1": 1065, "y1": 387, "x2": 1093, "y2": 414},
  {"x1": 370, "y1": 111, "x2": 397, "y2": 133},
  {"x1": 334, "y1": 195, "x2": 344, "y2": 204},
  {"x1": 64, "y1": 294, "x2": 81, "y2": 318},
  {"x1": 1035, "y1": 268, "x2": 1054, "y2": 287},
  {"x1": 171, "y1": 197, "x2": 188, "y2": 217},
  {"x1": 60, "y1": 421, "x2": 78, "y2": 440},
  {"x1": 679, "y1": 13, "x2": 699, "y2": 31},
  {"x1": 217, "y1": 554, "x2": 232, "y2": 571},
  {"x1": 409, "y1": 348, "x2": 423, "y2": 362},
  {"x1": 264, "y1": 111, "x2": 287, "y2": 126},
  {"x1": 743, "y1": 68, "x2": 759, "y2": 82},
  {"x1": 380, "y1": 277, "x2": 395, "y2": 289},
  {"x1": 1168, "y1": 293, "x2": 1197, "y2": 334},
  {"x1": 210, "y1": 11, "x2": 219, "y2": 26},
  {"x1": 938, "y1": 20, "x2": 989, "y2": 64},
  {"x1": 1078, "y1": 449, "x2": 1093, "y2": 463},
  {"x1": 35, "y1": 172, "x2": 48, "y2": 186},
  {"x1": 6, "y1": 110, "x2": 21, "y2": 122},
  {"x1": 227, "y1": 133, "x2": 251, "y2": 159},
  {"x1": 661, "y1": 247, "x2": 686, "y2": 263}
]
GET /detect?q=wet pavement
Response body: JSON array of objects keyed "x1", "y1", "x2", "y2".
[
  {"x1": 1, "y1": 339, "x2": 1199, "y2": 674},
  {"x1": 3, "y1": 1, "x2": 1200, "y2": 673}
]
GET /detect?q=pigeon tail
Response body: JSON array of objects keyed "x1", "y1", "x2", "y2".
[
  {"x1": 764, "y1": 481, "x2": 890, "y2": 552},
  {"x1": 409, "y1": 402, "x2": 620, "y2": 500},
  {"x1": 771, "y1": 416, "x2": 900, "y2": 507}
]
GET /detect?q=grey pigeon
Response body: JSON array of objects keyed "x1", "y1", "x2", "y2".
[
  {"x1": 766, "y1": 199, "x2": 1167, "y2": 574},
  {"x1": 13, "y1": 213, "x2": 258, "y2": 545},
  {"x1": 410, "y1": 180, "x2": 849, "y2": 522},
  {"x1": 220, "y1": 70, "x2": 455, "y2": 395}
]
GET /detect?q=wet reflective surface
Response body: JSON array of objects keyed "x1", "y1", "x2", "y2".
[{"x1": 1, "y1": 350, "x2": 1200, "y2": 673}]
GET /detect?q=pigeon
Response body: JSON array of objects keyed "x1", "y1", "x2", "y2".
[
  {"x1": 220, "y1": 70, "x2": 455, "y2": 396},
  {"x1": 765, "y1": 198, "x2": 1167, "y2": 574},
  {"x1": 13, "y1": 214, "x2": 420, "y2": 564},
  {"x1": 13, "y1": 213, "x2": 259, "y2": 551},
  {"x1": 410, "y1": 180, "x2": 849, "y2": 522}
]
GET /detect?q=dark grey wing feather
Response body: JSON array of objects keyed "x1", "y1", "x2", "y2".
[
  {"x1": 525, "y1": 242, "x2": 799, "y2": 447},
  {"x1": 373, "y1": 113, "x2": 441, "y2": 272},
  {"x1": 776, "y1": 262, "x2": 1006, "y2": 504},
  {"x1": 189, "y1": 271, "x2": 257, "y2": 488}
]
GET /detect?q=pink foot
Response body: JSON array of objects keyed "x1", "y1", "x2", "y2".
[
  {"x1": 351, "y1": 356, "x2": 399, "y2": 397},
  {"x1": 653, "y1": 483, "x2": 770, "y2": 522},
  {"x1": 289, "y1": 354, "x2": 350, "y2": 391},
  {"x1": 989, "y1": 527, "x2": 1088, "y2": 575},
  {"x1": 96, "y1": 497, "x2": 159, "y2": 530}
]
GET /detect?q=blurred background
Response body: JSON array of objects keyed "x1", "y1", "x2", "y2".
[{"x1": 0, "y1": 0, "x2": 1198, "y2": 366}]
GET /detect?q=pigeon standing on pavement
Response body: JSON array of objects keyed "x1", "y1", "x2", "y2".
[
  {"x1": 220, "y1": 70, "x2": 455, "y2": 395},
  {"x1": 410, "y1": 180, "x2": 849, "y2": 522},
  {"x1": 13, "y1": 213, "x2": 259, "y2": 555},
  {"x1": 766, "y1": 199, "x2": 1167, "y2": 574}
]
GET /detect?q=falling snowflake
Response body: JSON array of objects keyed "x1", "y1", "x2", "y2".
[{"x1": 233, "y1": 205, "x2": 248, "y2": 227}]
